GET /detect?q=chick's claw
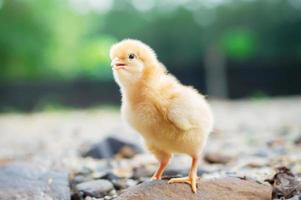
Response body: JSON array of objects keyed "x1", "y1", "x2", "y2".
[{"x1": 168, "y1": 176, "x2": 198, "y2": 193}]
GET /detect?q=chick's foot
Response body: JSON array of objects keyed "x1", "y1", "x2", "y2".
[{"x1": 168, "y1": 176, "x2": 198, "y2": 193}]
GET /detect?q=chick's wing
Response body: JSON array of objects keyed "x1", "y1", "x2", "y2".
[{"x1": 166, "y1": 87, "x2": 204, "y2": 132}]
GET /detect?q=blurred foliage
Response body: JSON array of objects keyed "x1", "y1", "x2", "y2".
[
  {"x1": 0, "y1": 0, "x2": 301, "y2": 82},
  {"x1": 250, "y1": 90, "x2": 270, "y2": 100},
  {"x1": 0, "y1": 0, "x2": 117, "y2": 81},
  {"x1": 221, "y1": 29, "x2": 256, "y2": 60}
]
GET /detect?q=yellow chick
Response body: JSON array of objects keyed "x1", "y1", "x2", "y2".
[{"x1": 109, "y1": 39, "x2": 214, "y2": 192}]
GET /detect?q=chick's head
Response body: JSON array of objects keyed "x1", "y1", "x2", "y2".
[{"x1": 110, "y1": 39, "x2": 157, "y2": 85}]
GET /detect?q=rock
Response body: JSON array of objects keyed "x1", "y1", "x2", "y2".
[
  {"x1": 84, "y1": 197, "x2": 99, "y2": 200},
  {"x1": 265, "y1": 167, "x2": 301, "y2": 199},
  {"x1": 108, "y1": 189, "x2": 118, "y2": 198},
  {"x1": 91, "y1": 171, "x2": 109, "y2": 179},
  {"x1": 286, "y1": 195, "x2": 301, "y2": 200},
  {"x1": 164, "y1": 155, "x2": 191, "y2": 176},
  {"x1": 82, "y1": 137, "x2": 142, "y2": 159},
  {"x1": 253, "y1": 147, "x2": 272, "y2": 158},
  {"x1": 294, "y1": 135, "x2": 301, "y2": 146},
  {"x1": 73, "y1": 175, "x2": 92, "y2": 184},
  {"x1": 163, "y1": 169, "x2": 184, "y2": 177},
  {"x1": 112, "y1": 179, "x2": 137, "y2": 190},
  {"x1": 116, "y1": 177, "x2": 272, "y2": 200},
  {"x1": 204, "y1": 152, "x2": 233, "y2": 164},
  {"x1": 132, "y1": 165, "x2": 154, "y2": 179},
  {"x1": 113, "y1": 167, "x2": 133, "y2": 178},
  {"x1": 116, "y1": 146, "x2": 138, "y2": 159},
  {"x1": 266, "y1": 139, "x2": 285, "y2": 148},
  {"x1": 78, "y1": 166, "x2": 94, "y2": 176},
  {"x1": 0, "y1": 162, "x2": 70, "y2": 200},
  {"x1": 76, "y1": 179, "x2": 114, "y2": 198},
  {"x1": 100, "y1": 171, "x2": 120, "y2": 181}
]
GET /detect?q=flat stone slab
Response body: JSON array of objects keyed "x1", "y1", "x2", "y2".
[
  {"x1": 0, "y1": 162, "x2": 70, "y2": 200},
  {"x1": 117, "y1": 177, "x2": 272, "y2": 200}
]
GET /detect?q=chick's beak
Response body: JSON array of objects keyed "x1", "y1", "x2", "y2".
[{"x1": 111, "y1": 58, "x2": 126, "y2": 70}]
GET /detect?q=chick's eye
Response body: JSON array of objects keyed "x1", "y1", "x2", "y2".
[{"x1": 128, "y1": 53, "x2": 135, "y2": 60}]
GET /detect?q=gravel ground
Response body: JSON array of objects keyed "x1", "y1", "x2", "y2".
[
  {"x1": 0, "y1": 97, "x2": 301, "y2": 199},
  {"x1": 0, "y1": 97, "x2": 300, "y2": 167}
]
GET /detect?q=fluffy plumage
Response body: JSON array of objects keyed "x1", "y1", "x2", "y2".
[{"x1": 110, "y1": 39, "x2": 214, "y2": 192}]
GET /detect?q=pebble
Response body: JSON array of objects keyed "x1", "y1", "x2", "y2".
[
  {"x1": 73, "y1": 175, "x2": 92, "y2": 184},
  {"x1": 85, "y1": 197, "x2": 103, "y2": 200},
  {"x1": 164, "y1": 155, "x2": 191, "y2": 175},
  {"x1": 132, "y1": 165, "x2": 154, "y2": 179},
  {"x1": 76, "y1": 179, "x2": 114, "y2": 198},
  {"x1": 100, "y1": 171, "x2": 120, "y2": 181},
  {"x1": 82, "y1": 137, "x2": 142, "y2": 159},
  {"x1": 294, "y1": 135, "x2": 301, "y2": 146},
  {"x1": 164, "y1": 169, "x2": 184, "y2": 177},
  {"x1": 112, "y1": 179, "x2": 138, "y2": 190},
  {"x1": 204, "y1": 152, "x2": 233, "y2": 164},
  {"x1": 113, "y1": 167, "x2": 133, "y2": 178},
  {"x1": 78, "y1": 166, "x2": 94, "y2": 176},
  {"x1": 266, "y1": 167, "x2": 301, "y2": 199}
]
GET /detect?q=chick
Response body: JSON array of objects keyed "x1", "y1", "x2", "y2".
[{"x1": 110, "y1": 39, "x2": 214, "y2": 192}]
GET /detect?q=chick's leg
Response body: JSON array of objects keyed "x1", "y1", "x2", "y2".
[
  {"x1": 168, "y1": 156, "x2": 199, "y2": 193},
  {"x1": 151, "y1": 151, "x2": 171, "y2": 180}
]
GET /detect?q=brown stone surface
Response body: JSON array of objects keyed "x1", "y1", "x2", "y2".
[{"x1": 117, "y1": 177, "x2": 272, "y2": 200}]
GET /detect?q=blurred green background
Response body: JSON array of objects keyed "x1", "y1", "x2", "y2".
[{"x1": 0, "y1": 0, "x2": 301, "y2": 111}]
